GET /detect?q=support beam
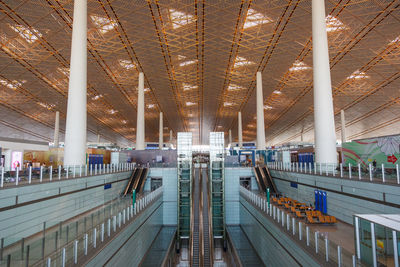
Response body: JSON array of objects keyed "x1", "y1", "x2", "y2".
[
  {"x1": 136, "y1": 72, "x2": 145, "y2": 150},
  {"x1": 159, "y1": 112, "x2": 163, "y2": 150},
  {"x1": 228, "y1": 129, "x2": 232, "y2": 146},
  {"x1": 340, "y1": 110, "x2": 346, "y2": 144},
  {"x1": 64, "y1": 0, "x2": 87, "y2": 166},
  {"x1": 312, "y1": 0, "x2": 337, "y2": 164},
  {"x1": 256, "y1": 71, "x2": 266, "y2": 150},
  {"x1": 53, "y1": 111, "x2": 59, "y2": 147},
  {"x1": 238, "y1": 111, "x2": 243, "y2": 148}
]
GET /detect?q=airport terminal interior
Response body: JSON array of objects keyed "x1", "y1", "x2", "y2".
[{"x1": 1, "y1": 0, "x2": 400, "y2": 266}]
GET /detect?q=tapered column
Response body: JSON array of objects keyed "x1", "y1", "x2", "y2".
[
  {"x1": 97, "y1": 134, "x2": 100, "y2": 143},
  {"x1": 159, "y1": 112, "x2": 163, "y2": 150},
  {"x1": 228, "y1": 129, "x2": 232, "y2": 145},
  {"x1": 64, "y1": 0, "x2": 87, "y2": 166},
  {"x1": 54, "y1": 111, "x2": 60, "y2": 147},
  {"x1": 256, "y1": 72, "x2": 266, "y2": 150},
  {"x1": 312, "y1": 0, "x2": 337, "y2": 164},
  {"x1": 136, "y1": 72, "x2": 145, "y2": 150},
  {"x1": 340, "y1": 110, "x2": 346, "y2": 144},
  {"x1": 238, "y1": 111, "x2": 243, "y2": 148}
]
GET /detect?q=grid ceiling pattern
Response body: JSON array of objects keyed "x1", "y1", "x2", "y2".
[{"x1": 0, "y1": 0, "x2": 399, "y2": 146}]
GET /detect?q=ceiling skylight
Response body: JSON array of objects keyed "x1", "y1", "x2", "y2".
[
  {"x1": 390, "y1": 36, "x2": 400, "y2": 45},
  {"x1": 58, "y1": 67, "x2": 70, "y2": 77},
  {"x1": 10, "y1": 25, "x2": 42, "y2": 44},
  {"x1": 264, "y1": 105, "x2": 273, "y2": 110},
  {"x1": 179, "y1": 59, "x2": 197, "y2": 67},
  {"x1": 234, "y1": 56, "x2": 254, "y2": 68},
  {"x1": 325, "y1": 15, "x2": 346, "y2": 33},
  {"x1": 289, "y1": 60, "x2": 311, "y2": 72},
  {"x1": 227, "y1": 84, "x2": 244, "y2": 91},
  {"x1": 37, "y1": 102, "x2": 55, "y2": 110},
  {"x1": 0, "y1": 79, "x2": 22, "y2": 90},
  {"x1": 244, "y1": 9, "x2": 273, "y2": 29},
  {"x1": 347, "y1": 70, "x2": 369, "y2": 80},
  {"x1": 186, "y1": 101, "x2": 196, "y2": 106},
  {"x1": 119, "y1": 59, "x2": 135, "y2": 70},
  {"x1": 273, "y1": 90, "x2": 282, "y2": 95},
  {"x1": 144, "y1": 88, "x2": 150, "y2": 92},
  {"x1": 169, "y1": 9, "x2": 195, "y2": 29},
  {"x1": 90, "y1": 15, "x2": 118, "y2": 34},
  {"x1": 108, "y1": 109, "x2": 117, "y2": 114},
  {"x1": 91, "y1": 94, "x2": 103, "y2": 100},
  {"x1": 147, "y1": 104, "x2": 155, "y2": 109},
  {"x1": 178, "y1": 55, "x2": 187, "y2": 60},
  {"x1": 223, "y1": 102, "x2": 235, "y2": 107},
  {"x1": 183, "y1": 83, "x2": 198, "y2": 91},
  {"x1": 122, "y1": 120, "x2": 127, "y2": 124}
]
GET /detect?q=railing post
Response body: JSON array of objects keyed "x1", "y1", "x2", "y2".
[
  {"x1": 315, "y1": 232, "x2": 319, "y2": 253},
  {"x1": 0, "y1": 167, "x2": 3, "y2": 187},
  {"x1": 107, "y1": 218, "x2": 111, "y2": 237},
  {"x1": 73, "y1": 165, "x2": 76, "y2": 178},
  {"x1": 305, "y1": 162, "x2": 307, "y2": 173},
  {"x1": 314, "y1": 162, "x2": 317, "y2": 174},
  {"x1": 28, "y1": 166, "x2": 32, "y2": 184},
  {"x1": 73, "y1": 240, "x2": 78, "y2": 264},
  {"x1": 85, "y1": 165, "x2": 88, "y2": 176},
  {"x1": 319, "y1": 163, "x2": 322, "y2": 175},
  {"x1": 325, "y1": 163, "x2": 328, "y2": 176},
  {"x1": 358, "y1": 163, "x2": 361, "y2": 180},
  {"x1": 94, "y1": 164, "x2": 97, "y2": 175},
  {"x1": 325, "y1": 238, "x2": 329, "y2": 262},
  {"x1": 369, "y1": 164, "x2": 373, "y2": 181},
  {"x1": 101, "y1": 223, "x2": 104, "y2": 242},
  {"x1": 299, "y1": 222, "x2": 302, "y2": 240},
  {"x1": 40, "y1": 166, "x2": 43, "y2": 182},
  {"x1": 62, "y1": 247, "x2": 66, "y2": 267},
  {"x1": 58, "y1": 165, "x2": 61, "y2": 180},
  {"x1": 349, "y1": 163, "x2": 352, "y2": 178},
  {"x1": 16, "y1": 167, "x2": 19, "y2": 185},
  {"x1": 47, "y1": 257, "x2": 51, "y2": 267},
  {"x1": 337, "y1": 245, "x2": 342, "y2": 267},
  {"x1": 352, "y1": 255, "x2": 356, "y2": 267},
  {"x1": 306, "y1": 226, "x2": 310, "y2": 246},
  {"x1": 340, "y1": 163, "x2": 343, "y2": 177},
  {"x1": 49, "y1": 166, "x2": 53, "y2": 181},
  {"x1": 90, "y1": 165, "x2": 93, "y2": 176},
  {"x1": 93, "y1": 228, "x2": 97, "y2": 248},
  {"x1": 396, "y1": 164, "x2": 399, "y2": 184},
  {"x1": 66, "y1": 166, "x2": 69, "y2": 179},
  {"x1": 286, "y1": 214, "x2": 289, "y2": 230},
  {"x1": 382, "y1": 164, "x2": 385, "y2": 182},
  {"x1": 84, "y1": 233, "x2": 88, "y2": 255},
  {"x1": 292, "y1": 217, "x2": 295, "y2": 235},
  {"x1": 79, "y1": 165, "x2": 82, "y2": 177}
]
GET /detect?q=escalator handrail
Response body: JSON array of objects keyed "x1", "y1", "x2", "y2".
[
  {"x1": 258, "y1": 166, "x2": 269, "y2": 191},
  {"x1": 132, "y1": 168, "x2": 144, "y2": 191},
  {"x1": 136, "y1": 168, "x2": 149, "y2": 193},
  {"x1": 252, "y1": 167, "x2": 266, "y2": 192},
  {"x1": 262, "y1": 166, "x2": 278, "y2": 193},
  {"x1": 123, "y1": 168, "x2": 138, "y2": 196}
]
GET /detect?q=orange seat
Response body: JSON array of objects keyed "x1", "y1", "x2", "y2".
[
  {"x1": 307, "y1": 216, "x2": 315, "y2": 224},
  {"x1": 330, "y1": 216, "x2": 337, "y2": 223},
  {"x1": 295, "y1": 210, "x2": 304, "y2": 218},
  {"x1": 318, "y1": 215, "x2": 326, "y2": 223}
]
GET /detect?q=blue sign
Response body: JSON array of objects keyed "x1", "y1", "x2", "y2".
[
  {"x1": 290, "y1": 182, "x2": 298, "y2": 188},
  {"x1": 104, "y1": 183, "x2": 112, "y2": 190}
]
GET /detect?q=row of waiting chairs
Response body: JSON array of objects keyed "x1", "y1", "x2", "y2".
[{"x1": 271, "y1": 196, "x2": 336, "y2": 224}]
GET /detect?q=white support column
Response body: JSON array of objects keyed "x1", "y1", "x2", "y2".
[
  {"x1": 63, "y1": 0, "x2": 87, "y2": 166},
  {"x1": 54, "y1": 111, "x2": 60, "y2": 147},
  {"x1": 256, "y1": 72, "x2": 266, "y2": 150},
  {"x1": 312, "y1": 0, "x2": 337, "y2": 165},
  {"x1": 97, "y1": 134, "x2": 100, "y2": 143},
  {"x1": 340, "y1": 109, "x2": 346, "y2": 144},
  {"x1": 238, "y1": 111, "x2": 243, "y2": 148},
  {"x1": 159, "y1": 112, "x2": 163, "y2": 150},
  {"x1": 169, "y1": 130, "x2": 173, "y2": 148},
  {"x1": 136, "y1": 72, "x2": 145, "y2": 150}
]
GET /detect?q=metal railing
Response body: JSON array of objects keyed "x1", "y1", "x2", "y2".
[
  {"x1": 0, "y1": 186, "x2": 162, "y2": 267},
  {"x1": 267, "y1": 161, "x2": 400, "y2": 185},
  {"x1": 239, "y1": 186, "x2": 364, "y2": 267},
  {"x1": 0, "y1": 163, "x2": 136, "y2": 189}
]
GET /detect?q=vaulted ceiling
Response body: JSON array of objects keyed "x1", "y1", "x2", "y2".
[{"x1": 0, "y1": 0, "x2": 399, "y2": 146}]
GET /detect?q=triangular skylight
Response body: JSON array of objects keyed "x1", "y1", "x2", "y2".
[
  {"x1": 180, "y1": 59, "x2": 197, "y2": 67},
  {"x1": 244, "y1": 9, "x2": 273, "y2": 29},
  {"x1": 234, "y1": 56, "x2": 254, "y2": 68},
  {"x1": 10, "y1": 25, "x2": 42, "y2": 44},
  {"x1": 119, "y1": 59, "x2": 135, "y2": 70},
  {"x1": 0, "y1": 79, "x2": 22, "y2": 90},
  {"x1": 347, "y1": 70, "x2": 369, "y2": 80},
  {"x1": 289, "y1": 60, "x2": 311, "y2": 72},
  {"x1": 227, "y1": 84, "x2": 244, "y2": 91},
  {"x1": 325, "y1": 15, "x2": 346, "y2": 33},
  {"x1": 183, "y1": 83, "x2": 198, "y2": 91},
  {"x1": 169, "y1": 9, "x2": 195, "y2": 29},
  {"x1": 90, "y1": 15, "x2": 118, "y2": 34}
]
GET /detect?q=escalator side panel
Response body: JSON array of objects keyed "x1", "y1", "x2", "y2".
[
  {"x1": 262, "y1": 166, "x2": 278, "y2": 194},
  {"x1": 123, "y1": 168, "x2": 138, "y2": 196},
  {"x1": 252, "y1": 167, "x2": 266, "y2": 192},
  {"x1": 137, "y1": 168, "x2": 149, "y2": 193},
  {"x1": 132, "y1": 168, "x2": 144, "y2": 191},
  {"x1": 258, "y1": 167, "x2": 269, "y2": 193}
]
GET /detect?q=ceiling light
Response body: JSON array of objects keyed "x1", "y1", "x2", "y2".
[
  {"x1": 169, "y1": 9, "x2": 194, "y2": 29},
  {"x1": 57, "y1": 67, "x2": 70, "y2": 77},
  {"x1": 223, "y1": 102, "x2": 235, "y2": 107},
  {"x1": 289, "y1": 60, "x2": 311, "y2": 72},
  {"x1": 347, "y1": 70, "x2": 369, "y2": 80},
  {"x1": 228, "y1": 84, "x2": 244, "y2": 91},
  {"x1": 390, "y1": 36, "x2": 400, "y2": 45},
  {"x1": 325, "y1": 15, "x2": 346, "y2": 33},
  {"x1": 244, "y1": 9, "x2": 273, "y2": 29},
  {"x1": 179, "y1": 59, "x2": 197, "y2": 67},
  {"x1": 10, "y1": 25, "x2": 42, "y2": 44},
  {"x1": 147, "y1": 104, "x2": 155, "y2": 109},
  {"x1": 0, "y1": 79, "x2": 21, "y2": 90},
  {"x1": 264, "y1": 105, "x2": 273, "y2": 110},
  {"x1": 186, "y1": 101, "x2": 196, "y2": 106},
  {"x1": 248, "y1": 124, "x2": 256, "y2": 128},
  {"x1": 183, "y1": 83, "x2": 198, "y2": 91},
  {"x1": 144, "y1": 88, "x2": 150, "y2": 92},
  {"x1": 37, "y1": 102, "x2": 55, "y2": 110},
  {"x1": 178, "y1": 55, "x2": 186, "y2": 60},
  {"x1": 90, "y1": 15, "x2": 118, "y2": 34},
  {"x1": 91, "y1": 94, "x2": 103, "y2": 100},
  {"x1": 108, "y1": 109, "x2": 117, "y2": 114},
  {"x1": 122, "y1": 120, "x2": 127, "y2": 124},
  {"x1": 234, "y1": 56, "x2": 254, "y2": 68},
  {"x1": 273, "y1": 90, "x2": 282, "y2": 95},
  {"x1": 119, "y1": 59, "x2": 135, "y2": 70}
]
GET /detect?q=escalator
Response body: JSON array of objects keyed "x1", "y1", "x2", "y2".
[
  {"x1": 201, "y1": 167, "x2": 211, "y2": 267},
  {"x1": 261, "y1": 166, "x2": 278, "y2": 194},
  {"x1": 253, "y1": 166, "x2": 266, "y2": 192},
  {"x1": 191, "y1": 167, "x2": 200, "y2": 267},
  {"x1": 122, "y1": 167, "x2": 149, "y2": 196}
]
